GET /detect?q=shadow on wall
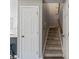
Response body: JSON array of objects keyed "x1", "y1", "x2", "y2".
[{"x1": 43, "y1": 3, "x2": 59, "y2": 26}]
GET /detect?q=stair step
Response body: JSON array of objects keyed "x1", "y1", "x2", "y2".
[
  {"x1": 48, "y1": 33, "x2": 59, "y2": 35},
  {"x1": 44, "y1": 57, "x2": 64, "y2": 59},
  {"x1": 47, "y1": 40, "x2": 61, "y2": 45},
  {"x1": 44, "y1": 27, "x2": 63, "y2": 58},
  {"x1": 46, "y1": 43, "x2": 62, "y2": 51},
  {"x1": 45, "y1": 53, "x2": 63, "y2": 57},
  {"x1": 46, "y1": 44, "x2": 61, "y2": 49},
  {"x1": 48, "y1": 37, "x2": 59, "y2": 39},
  {"x1": 48, "y1": 37, "x2": 59, "y2": 40},
  {"x1": 48, "y1": 31, "x2": 58, "y2": 33},
  {"x1": 49, "y1": 30, "x2": 58, "y2": 32},
  {"x1": 45, "y1": 50, "x2": 63, "y2": 57},
  {"x1": 49, "y1": 28, "x2": 58, "y2": 31},
  {"x1": 48, "y1": 34, "x2": 59, "y2": 37},
  {"x1": 45, "y1": 49, "x2": 62, "y2": 53},
  {"x1": 46, "y1": 46, "x2": 62, "y2": 50}
]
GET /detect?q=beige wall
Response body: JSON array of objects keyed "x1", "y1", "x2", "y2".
[
  {"x1": 42, "y1": 4, "x2": 49, "y2": 50},
  {"x1": 47, "y1": 3, "x2": 58, "y2": 26},
  {"x1": 43, "y1": 3, "x2": 59, "y2": 26}
]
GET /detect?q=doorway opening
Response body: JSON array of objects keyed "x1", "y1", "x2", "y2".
[{"x1": 42, "y1": 0, "x2": 68, "y2": 59}]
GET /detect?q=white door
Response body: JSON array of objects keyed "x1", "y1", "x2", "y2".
[{"x1": 20, "y1": 6, "x2": 39, "y2": 59}]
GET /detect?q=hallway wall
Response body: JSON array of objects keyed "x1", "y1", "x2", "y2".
[
  {"x1": 43, "y1": 3, "x2": 59, "y2": 26},
  {"x1": 10, "y1": 0, "x2": 18, "y2": 37},
  {"x1": 42, "y1": 4, "x2": 49, "y2": 49},
  {"x1": 63, "y1": 0, "x2": 69, "y2": 59}
]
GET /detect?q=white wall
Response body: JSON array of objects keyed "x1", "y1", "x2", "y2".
[
  {"x1": 10, "y1": 0, "x2": 18, "y2": 37},
  {"x1": 63, "y1": 0, "x2": 69, "y2": 59}
]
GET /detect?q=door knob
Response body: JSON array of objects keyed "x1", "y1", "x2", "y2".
[
  {"x1": 21, "y1": 35, "x2": 24, "y2": 38},
  {"x1": 61, "y1": 34, "x2": 65, "y2": 37}
]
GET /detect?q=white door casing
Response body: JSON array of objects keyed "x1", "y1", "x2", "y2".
[{"x1": 20, "y1": 6, "x2": 39, "y2": 59}]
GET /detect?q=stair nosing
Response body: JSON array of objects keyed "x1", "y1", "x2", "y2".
[{"x1": 44, "y1": 53, "x2": 63, "y2": 57}]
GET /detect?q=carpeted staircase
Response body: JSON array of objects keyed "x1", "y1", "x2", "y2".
[{"x1": 44, "y1": 27, "x2": 64, "y2": 59}]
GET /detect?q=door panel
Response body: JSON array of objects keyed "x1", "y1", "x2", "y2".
[{"x1": 20, "y1": 6, "x2": 39, "y2": 59}]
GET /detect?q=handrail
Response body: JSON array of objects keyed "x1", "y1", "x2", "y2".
[
  {"x1": 58, "y1": 2, "x2": 63, "y2": 33},
  {"x1": 43, "y1": 28, "x2": 49, "y2": 56},
  {"x1": 58, "y1": 27, "x2": 64, "y2": 57}
]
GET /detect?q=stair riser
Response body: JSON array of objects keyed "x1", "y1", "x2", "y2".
[
  {"x1": 46, "y1": 48, "x2": 62, "y2": 50},
  {"x1": 47, "y1": 44, "x2": 61, "y2": 47},
  {"x1": 48, "y1": 35, "x2": 59, "y2": 37},
  {"x1": 48, "y1": 38, "x2": 59, "y2": 40},
  {"x1": 44, "y1": 57, "x2": 64, "y2": 59},
  {"x1": 47, "y1": 43, "x2": 61, "y2": 45},
  {"x1": 48, "y1": 31, "x2": 58, "y2": 33},
  {"x1": 47, "y1": 40, "x2": 61, "y2": 45},
  {"x1": 48, "y1": 37, "x2": 59, "y2": 39},
  {"x1": 45, "y1": 50, "x2": 62, "y2": 54}
]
